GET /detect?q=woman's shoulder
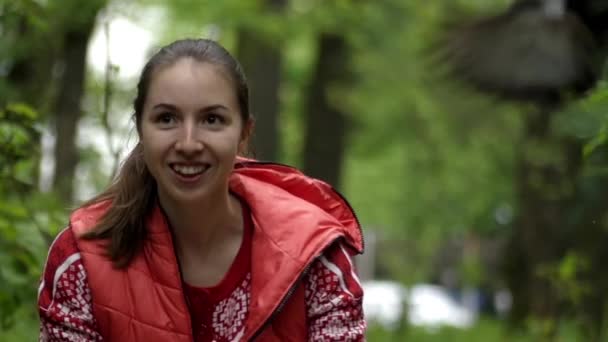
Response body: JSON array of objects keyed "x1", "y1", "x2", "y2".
[
  {"x1": 69, "y1": 199, "x2": 112, "y2": 235},
  {"x1": 39, "y1": 226, "x2": 83, "y2": 303},
  {"x1": 38, "y1": 226, "x2": 102, "y2": 340},
  {"x1": 234, "y1": 160, "x2": 364, "y2": 254},
  {"x1": 44, "y1": 226, "x2": 82, "y2": 266}
]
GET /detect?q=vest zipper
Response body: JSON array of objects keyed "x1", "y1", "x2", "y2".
[
  {"x1": 248, "y1": 242, "x2": 330, "y2": 341},
  {"x1": 249, "y1": 231, "x2": 365, "y2": 341},
  {"x1": 235, "y1": 160, "x2": 365, "y2": 253}
]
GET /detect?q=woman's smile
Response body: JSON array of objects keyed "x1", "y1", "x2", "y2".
[{"x1": 169, "y1": 162, "x2": 210, "y2": 184}]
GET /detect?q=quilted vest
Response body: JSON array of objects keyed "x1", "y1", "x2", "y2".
[{"x1": 70, "y1": 161, "x2": 363, "y2": 341}]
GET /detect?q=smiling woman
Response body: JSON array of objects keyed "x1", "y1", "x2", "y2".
[
  {"x1": 37, "y1": 39, "x2": 366, "y2": 341},
  {"x1": 140, "y1": 58, "x2": 249, "y2": 214}
]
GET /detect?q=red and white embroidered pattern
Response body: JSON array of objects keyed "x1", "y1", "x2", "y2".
[
  {"x1": 38, "y1": 229, "x2": 102, "y2": 342},
  {"x1": 209, "y1": 273, "x2": 250, "y2": 341},
  {"x1": 39, "y1": 229, "x2": 365, "y2": 341},
  {"x1": 305, "y1": 244, "x2": 366, "y2": 341}
]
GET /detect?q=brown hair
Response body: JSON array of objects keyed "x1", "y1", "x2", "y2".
[{"x1": 82, "y1": 38, "x2": 251, "y2": 268}]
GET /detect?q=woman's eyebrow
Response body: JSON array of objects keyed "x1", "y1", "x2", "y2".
[
  {"x1": 199, "y1": 104, "x2": 229, "y2": 112},
  {"x1": 152, "y1": 103, "x2": 178, "y2": 111},
  {"x1": 152, "y1": 103, "x2": 229, "y2": 112}
]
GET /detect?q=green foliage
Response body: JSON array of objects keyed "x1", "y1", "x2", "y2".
[
  {"x1": 0, "y1": 103, "x2": 66, "y2": 333},
  {"x1": 2, "y1": 0, "x2": 608, "y2": 338},
  {"x1": 537, "y1": 251, "x2": 592, "y2": 311},
  {"x1": 555, "y1": 81, "x2": 608, "y2": 144},
  {"x1": 0, "y1": 103, "x2": 39, "y2": 190},
  {"x1": 366, "y1": 318, "x2": 583, "y2": 342},
  {"x1": 0, "y1": 306, "x2": 39, "y2": 341},
  {"x1": 338, "y1": 0, "x2": 521, "y2": 286},
  {"x1": 576, "y1": 82, "x2": 608, "y2": 159}
]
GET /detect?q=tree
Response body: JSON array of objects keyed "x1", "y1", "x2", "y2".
[
  {"x1": 439, "y1": 0, "x2": 608, "y2": 337},
  {"x1": 302, "y1": 33, "x2": 352, "y2": 188},
  {"x1": 2, "y1": 0, "x2": 107, "y2": 202},
  {"x1": 236, "y1": 0, "x2": 286, "y2": 161},
  {"x1": 52, "y1": 0, "x2": 107, "y2": 202}
]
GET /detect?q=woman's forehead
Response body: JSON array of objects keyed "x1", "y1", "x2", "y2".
[
  {"x1": 146, "y1": 59, "x2": 238, "y2": 109},
  {"x1": 151, "y1": 58, "x2": 233, "y2": 87}
]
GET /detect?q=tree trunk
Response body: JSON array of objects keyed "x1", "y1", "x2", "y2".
[
  {"x1": 302, "y1": 33, "x2": 351, "y2": 189},
  {"x1": 52, "y1": 7, "x2": 102, "y2": 202},
  {"x1": 503, "y1": 104, "x2": 583, "y2": 335},
  {"x1": 236, "y1": 0, "x2": 285, "y2": 161}
]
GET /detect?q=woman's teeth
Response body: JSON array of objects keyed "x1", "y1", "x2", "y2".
[{"x1": 172, "y1": 165, "x2": 206, "y2": 175}]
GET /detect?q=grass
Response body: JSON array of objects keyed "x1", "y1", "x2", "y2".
[{"x1": 365, "y1": 318, "x2": 585, "y2": 342}]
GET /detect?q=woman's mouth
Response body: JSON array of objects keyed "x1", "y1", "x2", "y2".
[{"x1": 169, "y1": 163, "x2": 209, "y2": 180}]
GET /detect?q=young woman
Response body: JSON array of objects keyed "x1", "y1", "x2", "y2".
[{"x1": 38, "y1": 39, "x2": 366, "y2": 341}]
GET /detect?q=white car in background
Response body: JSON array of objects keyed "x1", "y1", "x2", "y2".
[
  {"x1": 361, "y1": 280, "x2": 407, "y2": 330},
  {"x1": 362, "y1": 280, "x2": 477, "y2": 331}
]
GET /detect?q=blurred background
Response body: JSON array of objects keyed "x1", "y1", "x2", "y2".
[{"x1": 2, "y1": 0, "x2": 608, "y2": 340}]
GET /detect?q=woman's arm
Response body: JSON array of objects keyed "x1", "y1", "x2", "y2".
[
  {"x1": 305, "y1": 242, "x2": 367, "y2": 341},
  {"x1": 38, "y1": 227, "x2": 103, "y2": 341}
]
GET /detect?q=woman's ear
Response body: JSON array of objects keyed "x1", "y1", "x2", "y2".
[{"x1": 238, "y1": 118, "x2": 254, "y2": 156}]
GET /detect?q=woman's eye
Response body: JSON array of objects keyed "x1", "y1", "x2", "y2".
[
  {"x1": 157, "y1": 113, "x2": 175, "y2": 125},
  {"x1": 205, "y1": 114, "x2": 224, "y2": 125}
]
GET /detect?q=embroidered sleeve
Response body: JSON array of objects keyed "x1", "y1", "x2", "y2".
[
  {"x1": 38, "y1": 227, "x2": 103, "y2": 341},
  {"x1": 305, "y1": 242, "x2": 366, "y2": 341}
]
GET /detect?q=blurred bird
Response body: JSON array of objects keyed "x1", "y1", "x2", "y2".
[{"x1": 439, "y1": 0, "x2": 608, "y2": 103}]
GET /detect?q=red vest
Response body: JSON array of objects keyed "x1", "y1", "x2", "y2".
[{"x1": 70, "y1": 161, "x2": 363, "y2": 341}]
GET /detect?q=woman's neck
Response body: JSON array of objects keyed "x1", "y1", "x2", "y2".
[{"x1": 159, "y1": 190, "x2": 244, "y2": 256}]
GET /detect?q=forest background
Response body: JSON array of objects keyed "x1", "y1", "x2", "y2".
[{"x1": 2, "y1": 0, "x2": 608, "y2": 341}]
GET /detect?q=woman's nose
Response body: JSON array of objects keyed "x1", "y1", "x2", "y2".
[{"x1": 175, "y1": 123, "x2": 203, "y2": 155}]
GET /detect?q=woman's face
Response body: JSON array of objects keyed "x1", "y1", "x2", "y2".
[{"x1": 139, "y1": 58, "x2": 248, "y2": 205}]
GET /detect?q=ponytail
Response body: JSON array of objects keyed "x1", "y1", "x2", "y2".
[{"x1": 81, "y1": 143, "x2": 157, "y2": 268}]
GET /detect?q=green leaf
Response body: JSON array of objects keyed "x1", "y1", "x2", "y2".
[
  {"x1": 5, "y1": 103, "x2": 38, "y2": 122},
  {"x1": 584, "y1": 128, "x2": 608, "y2": 158}
]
